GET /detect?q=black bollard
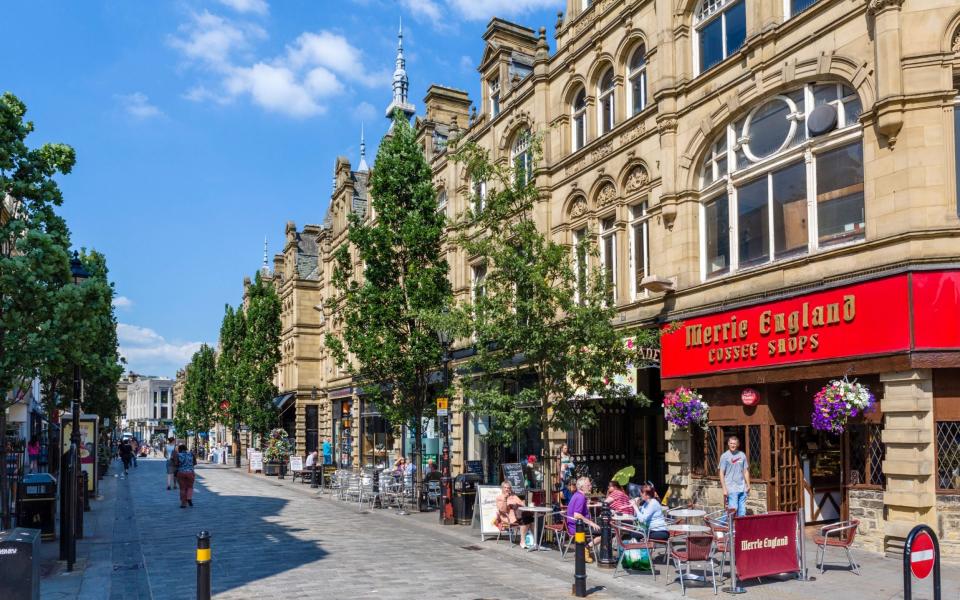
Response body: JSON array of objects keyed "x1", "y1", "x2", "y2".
[
  {"x1": 82, "y1": 471, "x2": 91, "y2": 511},
  {"x1": 573, "y1": 518, "x2": 587, "y2": 598},
  {"x1": 278, "y1": 460, "x2": 285, "y2": 480},
  {"x1": 196, "y1": 530, "x2": 212, "y2": 600},
  {"x1": 598, "y1": 500, "x2": 616, "y2": 569},
  {"x1": 311, "y1": 465, "x2": 319, "y2": 489}
]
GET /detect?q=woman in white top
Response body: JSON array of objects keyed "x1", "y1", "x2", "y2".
[
  {"x1": 634, "y1": 483, "x2": 669, "y2": 540},
  {"x1": 165, "y1": 437, "x2": 178, "y2": 490}
]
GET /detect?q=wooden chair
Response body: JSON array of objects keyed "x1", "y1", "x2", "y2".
[{"x1": 813, "y1": 519, "x2": 861, "y2": 575}]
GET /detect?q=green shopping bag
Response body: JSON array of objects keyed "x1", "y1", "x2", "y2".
[{"x1": 621, "y1": 547, "x2": 651, "y2": 570}]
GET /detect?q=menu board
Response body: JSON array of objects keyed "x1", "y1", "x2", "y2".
[
  {"x1": 249, "y1": 451, "x2": 263, "y2": 472},
  {"x1": 501, "y1": 463, "x2": 525, "y2": 492},
  {"x1": 289, "y1": 456, "x2": 303, "y2": 472},
  {"x1": 466, "y1": 460, "x2": 484, "y2": 477},
  {"x1": 474, "y1": 485, "x2": 502, "y2": 540}
]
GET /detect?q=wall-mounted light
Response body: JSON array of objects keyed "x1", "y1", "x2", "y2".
[{"x1": 639, "y1": 275, "x2": 675, "y2": 294}]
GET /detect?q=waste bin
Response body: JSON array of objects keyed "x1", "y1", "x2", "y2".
[
  {"x1": 452, "y1": 473, "x2": 481, "y2": 525},
  {"x1": 0, "y1": 527, "x2": 40, "y2": 600},
  {"x1": 18, "y1": 474, "x2": 56, "y2": 540}
]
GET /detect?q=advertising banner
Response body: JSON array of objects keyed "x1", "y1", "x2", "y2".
[
  {"x1": 474, "y1": 485, "x2": 502, "y2": 540},
  {"x1": 61, "y1": 415, "x2": 98, "y2": 493},
  {"x1": 733, "y1": 512, "x2": 799, "y2": 580}
]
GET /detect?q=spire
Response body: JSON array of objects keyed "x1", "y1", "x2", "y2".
[
  {"x1": 385, "y1": 18, "x2": 415, "y2": 125},
  {"x1": 357, "y1": 123, "x2": 369, "y2": 172},
  {"x1": 260, "y1": 237, "x2": 269, "y2": 275}
]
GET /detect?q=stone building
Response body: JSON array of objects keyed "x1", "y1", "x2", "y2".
[
  {"x1": 253, "y1": 0, "x2": 960, "y2": 558},
  {"x1": 125, "y1": 377, "x2": 175, "y2": 442}
]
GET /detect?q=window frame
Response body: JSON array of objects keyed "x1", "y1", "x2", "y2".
[
  {"x1": 572, "y1": 88, "x2": 587, "y2": 152},
  {"x1": 597, "y1": 69, "x2": 616, "y2": 136},
  {"x1": 693, "y1": 0, "x2": 746, "y2": 76},
  {"x1": 628, "y1": 202, "x2": 650, "y2": 301},
  {"x1": 627, "y1": 45, "x2": 647, "y2": 117},
  {"x1": 599, "y1": 216, "x2": 617, "y2": 304},
  {"x1": 511, "y1": 129, "x2": 533, "y2": 187},
  {"x1": 472, "y1": 179, "x2": 487, "y2": 214},
  {"x1": 489, "y1": 78, "x2": 501, "y2": 117},
  {"x1": 572, "y1": 227, "x2": 588, "y2": 305}
]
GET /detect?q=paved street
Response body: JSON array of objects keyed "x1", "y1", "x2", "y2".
[{"x1": 39, "y1": 458, "x2": 960, "y2": 600}]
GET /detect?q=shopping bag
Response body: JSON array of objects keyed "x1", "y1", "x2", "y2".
[
  {"x1": 621, "y1": 547, "x2": 650, "y2": 570},
  {"x1": 525, "y1": 531, "x2": 535, "y2": 547}
]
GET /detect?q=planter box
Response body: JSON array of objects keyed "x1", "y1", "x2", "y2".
[{"x1": 263, "y1": 461, "x2": 283, "y2": 476}]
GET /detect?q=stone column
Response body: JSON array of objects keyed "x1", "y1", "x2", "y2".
[
  {"x1": 665, "y1": 423, "x2": 690, "y2": 503},
  {"x1": 880, "y1": 369, "x2": 936, "y2": 556}
]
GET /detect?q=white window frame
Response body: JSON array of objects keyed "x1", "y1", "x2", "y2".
[
  {"x1": 597, "y1": 69, "x2": 615, "y2": 136},
  {"x1": 511, "y1": 130, "x2": 533, "y2": 186},
  {"x1": 572, "y1": 227, "x2": 588, "y2": 305},
  {"x1": 627, "y1": 46, "x2": 647, "y2": 117},
  {"x1": 472, "y1": 180, "x2": 487, "y2": 213},
  {"x1": 437, "y1": 188, "x2": 447, "y2": 215},
  {"x1": 489, "y1": 78, "x2": 501, "y2": 117},
  {"x1": 572, "y1": 89, "x2": 587, "y2": 152},
  {"x1": 472, "y1": 263, "x2": 487, "y2": 301},
  {"x1": 599, "y1": 217, "x2": 617, "y2": 304},
  {"x1": 628, "y1": 202, "x2": 650, "y2": 300},
  {"x1": 692, "y1": 0, "x2": 744, "y2": 77}
]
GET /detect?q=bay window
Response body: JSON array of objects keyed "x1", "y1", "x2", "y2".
[{"x1": 699, "y1": 82, "x2": 865, "y2": 279}]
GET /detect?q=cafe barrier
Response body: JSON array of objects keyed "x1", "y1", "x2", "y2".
[{"x1": 724, "y1": 510, "x2": 807, "y2": 594}]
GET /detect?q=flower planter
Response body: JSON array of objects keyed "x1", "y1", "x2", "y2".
[{"x1": 263, "y1": 461, "x2": 282, "y2": 476}]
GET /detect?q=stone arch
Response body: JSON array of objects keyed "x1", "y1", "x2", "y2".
[
  {"x1": 562, "y1": 75, "x2": 588, "y2": 107},
  {"x1": 679, "y1": 62, "x2": 875, "y2": 191},
  {"x1": 587, "y1": 56, "x2": 616, "y2": 90},
  {"x1": 497, "y1": 110, "x2": 535, "y2": 155},
  {"x1": 615, "y1": 31, "x2": 649, "y2": 70},
  {"x1": 942, "y1": 8, "x2": 960, "y2": 55},
  {"x1": 590, "y1": 177, "x2": 619, "y2": 212},
  {"x1": 565, "y1": 192, "x2": 590, "y2": 221},
  {"x1": 618, "y1": 161, "x2": 651, "y2": 196}
]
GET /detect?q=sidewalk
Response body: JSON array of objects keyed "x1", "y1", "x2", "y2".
[
  {"x1": 40, "y1": 458, "x2": 152, "y2": 600},
  {"x1": 243, "y1": 464, "x2": 960, "y2": 600}
]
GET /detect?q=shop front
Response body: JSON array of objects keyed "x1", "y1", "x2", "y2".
[
  {"x1": 329, "y1": 387, "x2": 354, "y2": 469},
  {"x1": 660, "y1": 270, "x2": 960, "y2": 555},
  {"x1": 360, "y1": 399, "x2": 395, "y2": 469}
]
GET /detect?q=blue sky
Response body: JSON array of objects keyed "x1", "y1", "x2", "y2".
[{"x1": 1, "y1": 0, "x2": 561, "y2": 377}]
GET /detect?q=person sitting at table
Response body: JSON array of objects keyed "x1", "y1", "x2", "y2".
[
  {"x1": 496, "y1": 481, "x2": 534, "y2": 549},
  {"x1": 305, "y1": 450, "x2": 318, "y2": 476},
  {"x1": 566, "y1": 476, "x2": 601, "y2": 562},
  {"x1": 561, "y1": 478, "x2": 577, "y2": 505},
  {"x1": 605, "y1": 480, "x2": 634, "y2": 514},
  {"x1": 634, "y1": 483, "x2": 669, "y2": 540},
  {"x1": 423, "y1": 459, "x2": 441, "y2": 482}
]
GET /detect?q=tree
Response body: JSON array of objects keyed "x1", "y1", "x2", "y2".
[
  {"x1": 325, "y1": 111, "x2": 452, "y2": 505},
  {"x1": 451, "y1": 136, "x2": 658, "y2": 491},
  {"x1": 0, "y1": 92, "x2": 76, "y2": 527},
  {"x1": 176, "y1": 344, "x2": 217, "y2": 450},
  {"x1": 215, "y1": 304, "x2": 247, "y2": 467},
  {"x1": 242, "y1": 271, "x2": 281, "y2": 442}
]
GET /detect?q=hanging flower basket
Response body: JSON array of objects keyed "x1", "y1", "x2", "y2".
[
  {"x1": 811, "y1": 379, "x2": 875, "y2": 434},
  {"x1": 663, "y1": 386, "x2": 710, "y2": 430}
]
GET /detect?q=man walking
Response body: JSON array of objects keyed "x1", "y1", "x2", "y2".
[
  {"x1": 119, "y1": 439, "x2": 133, "y2": 476},
  {"x1": 719, "y1": 435, "x2": 750, "y2": 517}
]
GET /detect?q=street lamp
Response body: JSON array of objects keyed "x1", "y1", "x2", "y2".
[
  {"x1": 64, "y1": 251, "x2": 88, "y2": 571},
  {"x1": 436, "y1": 320, "x2": 454, "y2": 526}
]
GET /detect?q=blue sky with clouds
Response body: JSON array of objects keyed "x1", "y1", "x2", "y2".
[{"x1": 0, "y1": 0, "x2": 561, "y2": 377}]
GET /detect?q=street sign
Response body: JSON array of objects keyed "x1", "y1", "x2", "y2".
[
  {"x1": 436, "y1": 397, "x2": 448, "y2": 417},
  {"x1": 909, "y1": 531, "x2": 935, "y2": 580}
]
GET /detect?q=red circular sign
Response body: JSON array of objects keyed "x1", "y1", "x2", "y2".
[
  {"x1": 909, "y1": 531, "x2": 935, "y2": 580},
  {"x1": 741, "y1": 388, "x2": 759, "y2": 406}
]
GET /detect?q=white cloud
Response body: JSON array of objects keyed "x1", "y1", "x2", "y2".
[
  {"x1": 116, "y1": 93, "x2": 163, "y2": 119},
  {"x1": 217, "y1": 0, "x2": 269, "y2": 15},
  {"x1": 117, "y1": 323, "x2": 204, "y2": 376},
  {"x1": 352, "y1": 100, "x2": 377, "y2": 121},
  {"x1": 170, "y1": 12, "x2": 381, "y2": 118},
  {"x1": 401, "y1": 0, "x2": 443, "y2": 23},
  {"x1": 112, "y1": 296, "x2": 134, "y2": 310},
  {"x1": 445, "y1": 0, "x2": 556, "y2": 20},
  {"x1": 459, "y1": 55, "x2": 474, "y2": 71}
]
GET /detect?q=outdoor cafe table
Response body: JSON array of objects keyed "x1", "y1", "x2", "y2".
[
  {"x1": 518, "y1": 506, "x2": 553, "y2": 551},
  {"x1": 668, "y1": 508, "x2": 706, "y2": 519}
]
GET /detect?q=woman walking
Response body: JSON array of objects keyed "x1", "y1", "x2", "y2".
[
  {"x1": 173, "y1": 444, "x2": 196, "y2": 508},
  {"x1": 165, "y1": 437, "x2": 178, "y2": 491}
]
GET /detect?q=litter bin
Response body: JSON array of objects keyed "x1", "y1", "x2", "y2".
[
  {"x1": 18, "y1": 474, "x2": 56, "y2": 540},
  {"x1": 452, "y1": 473, "x2": 481, "y2": 525},
  {"x1": 0, "y1": 527, "x2": 40, "y2": 600}
]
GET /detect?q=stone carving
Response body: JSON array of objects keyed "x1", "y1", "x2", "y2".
[
  {"x1": 953, "y1": 30, "x2": 960, "y2": 53},
  {"x1": 619, "y1": 121, "x2": 646, "y2": 145},
  {"x1": 596, "y1": 183, "x2": 617, "y2": 208},
  {"x1": 590, "y1": 142, "x2": 614, "y2": 164},
  {"x1": 867, "y1": 0, "x2": 904, "y2": 13},
  {"x1": 625, "y1": 166, "x2": 649, "y2": 192},
  {"x1": 570, "y1": 197, "x2": 588, "y2": 218},
  {"x1": 657, "y1": 118, "x2": 678, "y2": 135}
]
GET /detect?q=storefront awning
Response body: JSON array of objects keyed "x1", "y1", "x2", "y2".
[{"x1": 272, "y1": 392, "x2": 297, "y2": 414}]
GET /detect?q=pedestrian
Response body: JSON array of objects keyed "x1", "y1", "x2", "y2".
[
  {"x1": 119, "y1": 439, "x2": 133, "y2": 475},
  {"x1": 27, "y1": 435, "x2": 40, "y2": 473},
  {"x1": 322, "y1": 437, "x2": 332, "y2": 465},
  {"x1": 130, "y1": 438, "x2": 139, "y2": 468},
  {"x1": 173, "y1": 444, "x2": 196, "y2": 508},
  {"x1": 566, "y1": 476, "x2": 601, "y2": 563},
  {"x1": 719, "y1": 435, "x2": 751, "y2": 517},
  {"x1": 166, "y1": 440, "x2": 179, "y2": 491}
]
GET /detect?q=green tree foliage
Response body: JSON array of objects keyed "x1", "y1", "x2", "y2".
[
  {"x1": 325, "y1": 111, "x2": 452, "y2": 477},
  {"x1": 451, "y1": 135, "x2": 658, "y2": 487},
  {"x1": 175, "y1": 344, "x2": 217, "y2": 447},
  {"x1": 214, "y1": 304, "x2": 246, "y2": 463},
  {"x1": 242, "y1": 272, "x2": 280, "y2": 439}
]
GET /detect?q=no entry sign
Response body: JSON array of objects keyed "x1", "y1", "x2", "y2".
[{"x1": 909, "y1": 531, "x2": 935, "y2": 580}]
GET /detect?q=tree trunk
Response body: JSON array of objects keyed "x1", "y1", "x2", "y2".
[{"x1": 540, "y1": 396, "x2": 554, "y2": 506}]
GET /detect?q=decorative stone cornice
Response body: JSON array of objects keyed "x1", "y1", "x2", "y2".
[{"x1": 866, "y1": 0, "x2": 904, "y2": 15}]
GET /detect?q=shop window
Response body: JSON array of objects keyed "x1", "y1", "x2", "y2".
[
  {"x1": 598, "y1": 68, "x2": 616, "y2": 136},
  {"x1": 629, "y1": 203, "x2": 649, "y2": 300},
  {"x1": 849, "y1": 423, "x2": 884, "y2": 487},
  {"x1": 600, "y1": 217, "x2": 617, "y2": 304},
  {"x1": 748, "y1": 424, "x2": 762, "y2": 480},
  {"x1": 936, "y1": 421, "x2": 960, "y2": 491},
  {"x1": 705, "y1": 426, "x2": 719, "y2": 473},
  {"x1": 694, "y1": 0, "x2": 746, "y2": 75},
  {"x1": 628, "y1": 45, "x2": 647, "y2": 117},
  {"x1": 511, "y1": 129, "x2": 533, "y2": 187},
  {"x1": 699, "y1": 83, "x2": 864, "y2": 279},
  {"x1": 691, "y1": 428, "x2": 706, "y2": 475},
  {"x1": 572, "y1": 88, "x2": 587, "y2": 151}
]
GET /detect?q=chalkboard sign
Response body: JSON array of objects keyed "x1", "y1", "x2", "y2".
[
  {"x1": 466, "y1": 460, "x2": 484, "y2": 477},
  {"x1": 249, "y1": 451, "x2": 263, "y2": 472},
  {"x1": 501, "y1": 463, "x2": 525, "y2": 492}
]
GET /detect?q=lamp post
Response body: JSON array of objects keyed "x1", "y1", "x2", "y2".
[
  {"x1": 436, "y1": 322, "x2": 454, "y2": 525},
  {"x1": 64, "y1": 251, "x2": 89, "y2": 571}
]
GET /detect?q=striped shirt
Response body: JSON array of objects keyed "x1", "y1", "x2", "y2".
[{"x1": 606, "y1": 489, "x2": 633, "y2": 514}]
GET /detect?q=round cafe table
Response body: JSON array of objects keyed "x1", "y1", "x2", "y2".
[
  {"x1": 612, "y1": 514, "x2": 636, "y2": 522},
  {"x1": 668, "y1": 508, "x2": 706, "y2": 519},
  {"x1": 518, "y1": 506, "x2": 553, "y2": 551}
]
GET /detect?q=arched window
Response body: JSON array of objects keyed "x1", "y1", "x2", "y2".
[
  {"x1": 436, "y1": 188, "x2": 447, "y2": 214},
  {"x1": 598, "y1": 68, "x2": 615, "y2": 135},
  {"x1": 699, "y1": 82, "x2": 864, "y2": 279},
  {"x1": 511, "y1": 129, "x2": 533, "y2": 187},
  {"x1": 572, "y1": 88, "x2": 587, "y2": 151},
  {"x1": 694, "y1": 0, "x2": 746, "y2": 74},
  {"x1": 628, "y1": 45, "x2": 647, "y2": 116}
]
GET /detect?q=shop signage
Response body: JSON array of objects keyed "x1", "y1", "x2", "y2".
[
  {"x1": 733, "y1": 512, "x2": 799, "y2": 580},
  {"x1": 289, "y1": 456, "x2": 303, "y2": 472},
  {"x1": 661, "y1": 275, "x2": 912, "y2": 378},
  {"x1": 436, "y1": 397, "x2": 448, "y2": 417},
  {"x1": 249, "y1": 451, "x2": 263, "y2": 472},
  {"x1": 741, "y1": 388, "x2": 759, "y2": 406},
  {"x1": 475, "y1": 485, "x2": 502, "y2": 540},
  {"x1": 501, "y1": 463, "x2": 525, "y2": 492}
]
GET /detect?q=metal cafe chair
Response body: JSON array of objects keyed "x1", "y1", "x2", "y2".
[
  {"x1": 542, "y1": 510, "x2": 568, "y2": 554},
  {"x1": 425, "y1": 480, "x2": 441, "y2": 510},
  {"x1": 813, "y1": 519, "x2": 861, "y2": 575},
  {"x1": 668, "y1": 534, "x2": 718, "y2": 596},
  {"x1": 613, "y1": 523, "x2": 657, "y2": 580}
]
